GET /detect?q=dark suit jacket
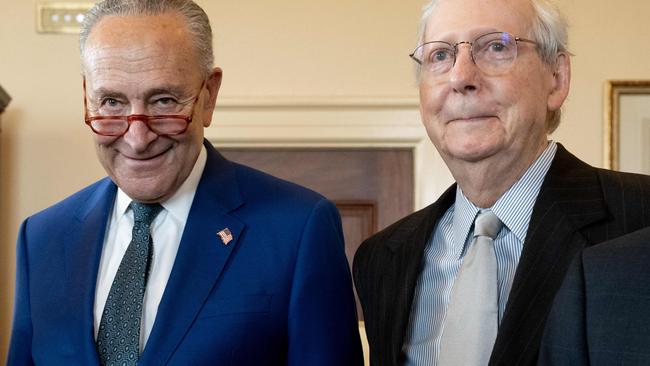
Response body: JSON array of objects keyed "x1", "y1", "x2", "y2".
[
  {"x1": 7, "y1": 141, "x2": 363, "y2": 366},
  {"x1": 538, "y1": 226, "x2": 650, "y2": 366},
  {"x1": 353, "y1": 144, "x2": 650, "y2": 366}
]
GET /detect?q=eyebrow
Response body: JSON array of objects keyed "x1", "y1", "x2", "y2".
[
  {"x1": 89, "y1": 85, "x2": 191, "y2": 101},
  {"x1": 90, "y1": 88, "x2": 127, "y2": 100},
  {"x1": 145, "y1": 85, "x2": 190, "y2": 99},
  {"x1": 425, "y1": 28, "x2": 501, "y2": 43}
]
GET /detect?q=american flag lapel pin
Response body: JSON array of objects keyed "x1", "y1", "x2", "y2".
[{"x1": 217, "y1": 228, "x2": 233, "y2": 245}]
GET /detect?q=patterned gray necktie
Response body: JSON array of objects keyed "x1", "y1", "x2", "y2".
[
  {"x1": 96, "y1": 201, "x2": 163, "y2": 366},
  {"x1": 439, "y1": 209, "x2": 503, "y2": 366}
]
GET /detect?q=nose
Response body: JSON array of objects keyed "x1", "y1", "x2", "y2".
[
  {"x1": 448, "y1": 44, "x2": 480, "y2": 94},
  {"x1": 122, "y1": 117, "x2": 158, "y2": 153}
]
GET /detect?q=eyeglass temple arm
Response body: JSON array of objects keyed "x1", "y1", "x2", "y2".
[{"x1": 409, "y1": 53, "x2": 423, "y2": 65}]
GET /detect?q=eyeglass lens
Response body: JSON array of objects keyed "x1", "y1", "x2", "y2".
[
  {"x1": 414, "y1": 32, "x2": 522, "y2": 76},
  {"x1": 88, "y1": 116, "x2": 190, "y2": 136}
]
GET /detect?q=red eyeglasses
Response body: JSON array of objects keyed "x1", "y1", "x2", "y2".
[{"x1": 83, "y1": 80, "x2": 205, "y2": 137}]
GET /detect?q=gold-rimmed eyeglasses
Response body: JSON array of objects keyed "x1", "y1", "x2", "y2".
[
  {"x1": 83, "y1": 80, "x2": 206, "y2": 137},
  {"x1": 410, "y1": 31, "x2": 537, "y2": 76}
]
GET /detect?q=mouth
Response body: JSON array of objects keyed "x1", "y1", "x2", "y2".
[
  {"x1": 121, "y1": 145, "x2": 173, "y2": 164},
  {"x1": 122, "y1": 146, "x2": 172, "y2": 161},
  {"x1": 447, "y1": 115, "x2": 497, "y2": 124}
]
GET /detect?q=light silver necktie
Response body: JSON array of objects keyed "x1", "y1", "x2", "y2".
[{"x1": 438, "y1": 209, "x2": 503, "y2": 366}]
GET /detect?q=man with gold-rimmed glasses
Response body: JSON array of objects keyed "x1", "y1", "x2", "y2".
[
  {"x1": 353, "y1": 0, "x2": 650, "y2": 365},
  {"x1": 7, "y1": 0, "x2": 363, "y2": 365}
]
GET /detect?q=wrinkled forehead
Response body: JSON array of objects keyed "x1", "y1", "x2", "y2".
[
  {"x1": 424, "y1": 0, "x2": 535, "y2": 41},
  {"x1": 82, "y1": 13, "x2": 203, "y2": 88},
  {"x1": 83, "y1": 13, "x2": 198, "y2": 67},
  {"x1": 93, "y1": 12, "x2": 186, "y2": 39}
]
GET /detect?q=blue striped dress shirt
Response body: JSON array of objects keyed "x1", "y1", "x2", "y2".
[{"x1": 402, "y1": 141, "x2": 558, "y2": 365}]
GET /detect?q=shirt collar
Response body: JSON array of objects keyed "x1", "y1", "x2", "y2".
[
  {"x1": 452, "y1": 140, "x2": 557, "y2": 249},
  {"x1": 115, "y1": 145, "x2": 208, "y2": 222},
  {"x1": 491, "y1": 141, "x2": 556, "y2": 242},
  {"x1": 452, "y1": 187, "x2": 480, "y2": 252}
]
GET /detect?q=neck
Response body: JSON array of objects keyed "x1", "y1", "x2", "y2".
[{"x1": 449, "y1": 141, "x2": 549, "y2": 208}]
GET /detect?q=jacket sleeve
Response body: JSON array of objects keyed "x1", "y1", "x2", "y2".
[
  {"x1": 286, "y1": 199, "x2": 364, "y2": 366},
  {"x1": 6, "y1": 219, "x2": 35, "y2": 366}
]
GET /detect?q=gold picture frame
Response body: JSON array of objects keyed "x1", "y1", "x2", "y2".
[{"x1": 603, "y1": 80, "x2": 650, "y2": 171}]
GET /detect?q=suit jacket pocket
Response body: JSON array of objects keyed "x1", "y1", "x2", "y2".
[{"x1": 198, "y1": 294, "x2": 272, "y2": 319}]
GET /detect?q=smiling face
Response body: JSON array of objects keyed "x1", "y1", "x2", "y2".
[
  {"x1": 83, "y1": 12, "x2": 221, "y2": 203},
  {"x1": 419, "y1": 0, "x2": 568, "y2": 166}
]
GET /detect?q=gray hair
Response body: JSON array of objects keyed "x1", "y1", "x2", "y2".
[
  {"x1": 415, "y1": 0, "x2": 569, "y2": 132},
  {"x1": 79, "y1": 0, "x2": 214, "y2": 77}
]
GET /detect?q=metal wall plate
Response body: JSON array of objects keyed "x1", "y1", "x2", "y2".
[{"x1": 37, "y1": 2, "x2": 95, "y2": 34}]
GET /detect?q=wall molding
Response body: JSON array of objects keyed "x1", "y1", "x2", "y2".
[
  {"x1": 206, "y1": 101, "x2": 453, "y2": 210},
  {"x1": 216, "y1": 95, "x2": 419, "y2": 109}
]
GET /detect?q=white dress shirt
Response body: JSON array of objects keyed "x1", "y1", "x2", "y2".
[{"x1": 93, "y1": 146, "x2": 207, "y2": 350}]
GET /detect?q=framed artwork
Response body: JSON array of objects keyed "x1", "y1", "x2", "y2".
[{"x1": 604, "y1": 80, "x2": 650, "y2": 174}]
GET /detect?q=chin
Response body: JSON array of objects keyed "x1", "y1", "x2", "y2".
[
  {"x1": 123, "y1": 189, "x2": 165, "y2": 203},
  {"x1": 446, "y1": 142, "x2": 503, "y2": 163},
  {"x1": 115, "y1": 177, "x2": 174, "y2": 203}
]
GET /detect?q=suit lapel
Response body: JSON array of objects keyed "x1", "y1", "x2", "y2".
[
  {"x1": 64, "y1": 178, "x2": 116, "y2": 365},
  {"x1": 140, "y1": 142, "x2": 246, "y2": 365},
  {"x1": 490, "y1": 145, "x2": 609, "y2": 365},
  {"x1": 382, "y1": 186, "x2": 456, "y2": 364}
]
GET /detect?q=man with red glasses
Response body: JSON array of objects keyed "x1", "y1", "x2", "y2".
[
  {"x1": 353, "y1": 0, "x2": 650, "y2": 365},
  {"x1": 7, "y1": 1, "x2": 362, "y2": 365}
]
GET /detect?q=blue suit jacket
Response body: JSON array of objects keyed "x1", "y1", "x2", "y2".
[
  {"x1": 538, "y1": 226, "x2": 650, "y2": 366},
  {"x1": 7, "y1": 141, "x2": 363, "y2": 365}
]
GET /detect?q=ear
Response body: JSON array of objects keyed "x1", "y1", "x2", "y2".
[
  {"x1": 82, "y1": 77, "x2": 89, "y2": 116},
  {"x1": 201, "y1": 67, "x2": 223, "y2": 127},
  {"x1": 547, "y1": 53, "x2": 570, "y2": 112}
]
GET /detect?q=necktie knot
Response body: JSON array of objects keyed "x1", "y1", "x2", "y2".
[
  {"x1": 473, "y1": 209, "x2": 503, "y2": 240},
  {"x1": 130, "y1": 201, "x2": 163, "y2": 225}
]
